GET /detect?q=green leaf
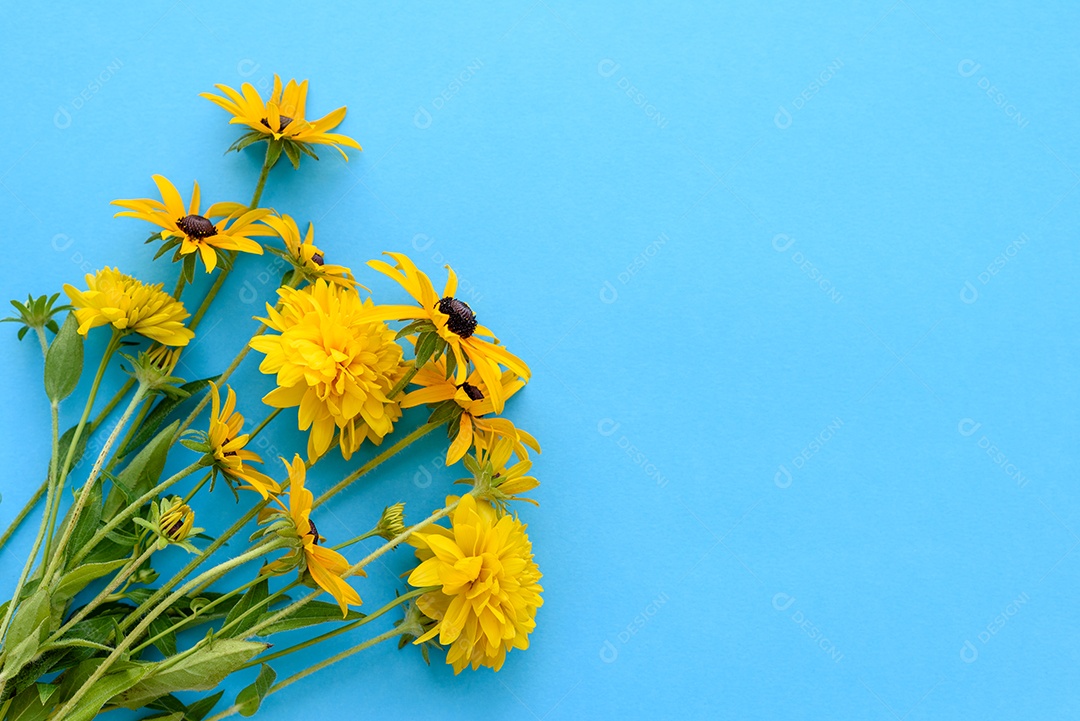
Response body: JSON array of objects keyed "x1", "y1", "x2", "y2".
[
  {"x1": 44, "y1": 313, "x2": 84, "y2": 402},
  {"x1": 235, "y1": 663, "x2": 276, "y2": 716},
  {"x1": 186, "y1": 690, "x2": 225, "y2": 720},
  {"x1": 444, "y1": 347, "x2": 457, "y2": 379},
  {"x1": 395, "y1": 319, "x2": 436, "y2": 340},
  {"x1": 56, "y1": 422, "x2": 92, "y2": 476},
  {"x1": 282, "y1": 141, "x2": 301, "y2": 170},
  {"x1": 427, "y1": 399, "x2": 463, "y2": 427},
  {"x1": 413, "y1": 332, "x2": 439, "y2": 368},
  {"x1": 253, "y1": 601, "x2": 365, "y2": 635},
  {"x1": 5, "y1": 683, "x2": 53, "y2": 721},
  {"x1": 223, "y1": 578, "x2": 268, "y2": 636},
  {"x1": 53, "y1": 559, "x2": 127, "y2": 604},
  {"x1": 148, "y1": 615, "x2": 177, "y2": 657},
  {"x1": 114, "y1": 639, "x2": 267, "y2": 709},
  {"x1": 104, "y1": 420, "x2": 179, "y2": 516},
  {"x1": 182, "y1": 254, "x2": 197, "y2": 284},
  {"x1": 264, "y1": 139, "x2": 284, "y2": 170},
  {"x1": 62, "y1": 665, "x2": 147, "y2": 721}
]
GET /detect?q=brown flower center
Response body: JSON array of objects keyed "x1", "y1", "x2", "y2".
[
  {"x1": 261, "y1": 115, "x2": 294, "y2": 132},
  {"x1": 176, "y1": 214, "x2": 217, "y2": 239},
  {"x1": 458, "y1": 382, "x2": 484, "y2": 401},
  {"x1": 308, "y1": 519, "x2": 320, "y2": 545},
  {"x1": 436, "y1": 297, "x2": 477, "y2": 338},
  {"x1": 311, "y1": 252, "x2": 324, "y2": 266}
]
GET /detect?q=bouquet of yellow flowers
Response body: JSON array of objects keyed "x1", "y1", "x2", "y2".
[{"x1": 0, "y1": 76, "x2": 542, "y2": 721}]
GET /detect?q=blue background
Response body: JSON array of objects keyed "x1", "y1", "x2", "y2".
[{"x1": 1, "y1": 1, "x2": 1078, "y2": 718}]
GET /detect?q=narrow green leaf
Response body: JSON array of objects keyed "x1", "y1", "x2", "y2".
[
  {"x1": 63, "y1": 477, "x2": 102, "y2": 571},
  {"x1": 413, "y1": 332, "x2": 438, "y2": 368},
  {"x1": 223, "y1": 578, "x2": 268, "y2": 636},
  {"x1": 235, "y1": 663, "x2": 276, "y2": 717},
  {"x1": 148, "y1": 615, "x2": 177, "y2": 657},
  {"x1": 62, "y1": 666, "x2": 146, "y2": 721},
  {"x1": 53, "y1": 559, "x2": 127, "y2": 604},
  {"x1": 103, "y1": 420, "x2": 179, "y2": 517},
  {"x1": 44, "y1": 313, "x2": 84, "y2": 402},
  {"x1": 253, "y1": 601, "x2": 365, "y2": 635},
  {"x1": 283, "y1": 141, "x2": 301, "y2": 170},
  {"x1": 185, "y1": 689, "x2": 225, "y2": 720}
]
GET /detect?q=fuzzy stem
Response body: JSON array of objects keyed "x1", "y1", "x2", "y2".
[
  {"x1": 50, "y1": 540, "x2": 285, "y2": 720},
  {"x1": 313, "y1": 421, "x2": 441, "y2": 509}
]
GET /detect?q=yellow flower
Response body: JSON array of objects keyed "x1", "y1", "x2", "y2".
[
  {"x1": 63, "y1": 267, "x2": 194, "y2": 346},
  {"x1": 262, "y1": 455, "x2": 362, "y2": 616},
  {"x1": 401, "y1": 358, "x2": 538, "y2": 465},
  {"x1": 112, "y1": 175, "x2": 270, "y2": 272},
  {"x1": 261, "y1": 213, "x2": 355, "y2": 287},
  {"x1": 367, "y1": 253, "x2": 530, "y2": 413},
  {"x1": 159, "y1": 497, "x2": 196, "y2": 543},
  {"x1": 249, "y1": 281, "x2": 406, "y2": 462},
  {"x1": 207, "y1": 383, "x2": 280, "y2": 499},
  {"x1": 473, "y1": 435, "x2": 541, "y2": 508},
  {"x1": 200, "y1": 75, "x2": 362, "y2": 161},
  {"x1": 408, "y1": 494, "x2": 542, "y2": 673},
  {"x1": 145, "y1": 344, "x2": 182, "y2": 375}
]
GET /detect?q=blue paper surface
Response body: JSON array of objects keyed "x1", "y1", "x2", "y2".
[{"x1": 1, "y1": 2, "x2": 1078, "y2": 718}]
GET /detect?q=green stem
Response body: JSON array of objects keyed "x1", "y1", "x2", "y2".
[
  {"x1": 0, "y1": 400, "x2": 59, "y2": 648},
  {"x1": 188, "y1": 259, "x2": 233, "y2": 332},
  {"x1": 0, "y1": 480, "x2": 47, "y2": 551},
  {"x1": 242, "y1": 587, "x2": 428, "y2": 670},
  {"x1": 66, "y1": 461, "x2": 203, "y2": 570},
  {"x1": 44, "y1": 332, "x2": 123, "y2": 557},
  {"x1": 49, "y1": 545, "x2": 156, "y2": 642},
  {"x1": 129, "y1": 574, "x2": 266, "y2": 657},
  {"x1": 44, "y1": 380, "x2": 147, "y2": 581},
  {"x1": 51, "y1": 540, "x2": 286, "y2": 720},
  {"x1": 182, "y1": 471, "x2": 213, "y2": 504},
  {"x1": 207, "y1": 627, "x2": 404, "y2": 721},
  {"x1": 110, "y1": 394, "x2": 155, "y2": 465},
  {"x1": 250, "y1": 143, "x2": 275, "y2": 209},
  {"x1": 248, "y1": 408, "x2": 281, "y2": 440},
  {"x1": 172, "y1": 273, "x2": 186, "y2": 300},
  {"x1": 245, "y1": 497, "x2": 465, "y2": 639},
  {"x1": 118, "y1": 494, "x2": 271, "y2": 633},
  {"x1": 313, "y1": 421, "x2": 440, "y2": 509}
]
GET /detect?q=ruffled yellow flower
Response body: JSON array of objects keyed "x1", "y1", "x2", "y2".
[
  {"x1": 112, "y1": 175, "x2": 270, "y2": 272},
  {"x1": 207, "y1": 382, "x2": 280, "y2": 499},
  {"x1": 261, "y1": 455, "x2": 362, "y2": 616},
  {"x1": 261, "y1": 213, "x2": 355, "y2": 287},
  {"x1": 201, "y1": 75, "x2": 362, "y2": 160},
  {"x1": 367, "y1": 253, "x2": 530, "y2": 413},
  {"x1": 249, "y1": 281, "x2": 406, "y2": 462},
  {"x1": 408, "y1": 494, "x2": 542, "y2": 673},
  {"x1": 63, "y1": 267, "x2": 194, "y2": 346},
  {"x1": 401, "y1": 358, "x2": 538, "y2": 465}
]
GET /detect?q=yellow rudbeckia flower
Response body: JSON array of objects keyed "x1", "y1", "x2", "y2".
[
  {"x1": 249, "y1": 281, "x2": 406, "y2": 462},
  {"x1": 367, "y1": 253, "x2": 530, "y2": 413},
  {"x1": 112, "y1": 175, "x2": 270, "y2": 272},
  {"x1": 201, "y1": 75, "x2": 361, "y2": 162},
  {"x1": 207, "y1": 382, "x2": 280, "y2": 499},
  {"x1": 408, "y1": 494, "x2": 543, "y2": 673},
  {"x1": 401, "y1": 358, "x2": 538, "y2": 465},
  {"x1": 261, "y1": 454, "x2": 362, "y2": 616},
  {"x1": 261, "y1": 212, "x2": 355, "y2": 288},
  {"x1": 63, "y1": 267, "x2": 194, "y2": 346}
]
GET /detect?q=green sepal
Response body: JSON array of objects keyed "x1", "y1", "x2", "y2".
[{"x1": 44, "y1": 313, "x2": 84, "y2": 402}]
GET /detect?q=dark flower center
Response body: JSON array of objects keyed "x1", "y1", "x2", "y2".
[
  {"x1": 166, "y1": 518, "x2": 185, "y2": 536},
  {"x1": 311, "y1": 252, "x2": 324, "y2": 266},
  {"x1": 176, "y1": 214, "x2": 217, "y2": 239},
  {"x1": 458, "y1": 382, "x2": 484, "y2": 401},
  {"x1": 261, "y1": 115, "x2": 294, "y2": 132},
  {"x1": 436, "y1": 297, "x2": 477, "y2": 338},
  {"x1": 308, "y1": 519, "x2": 320, "y2": 544}
]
